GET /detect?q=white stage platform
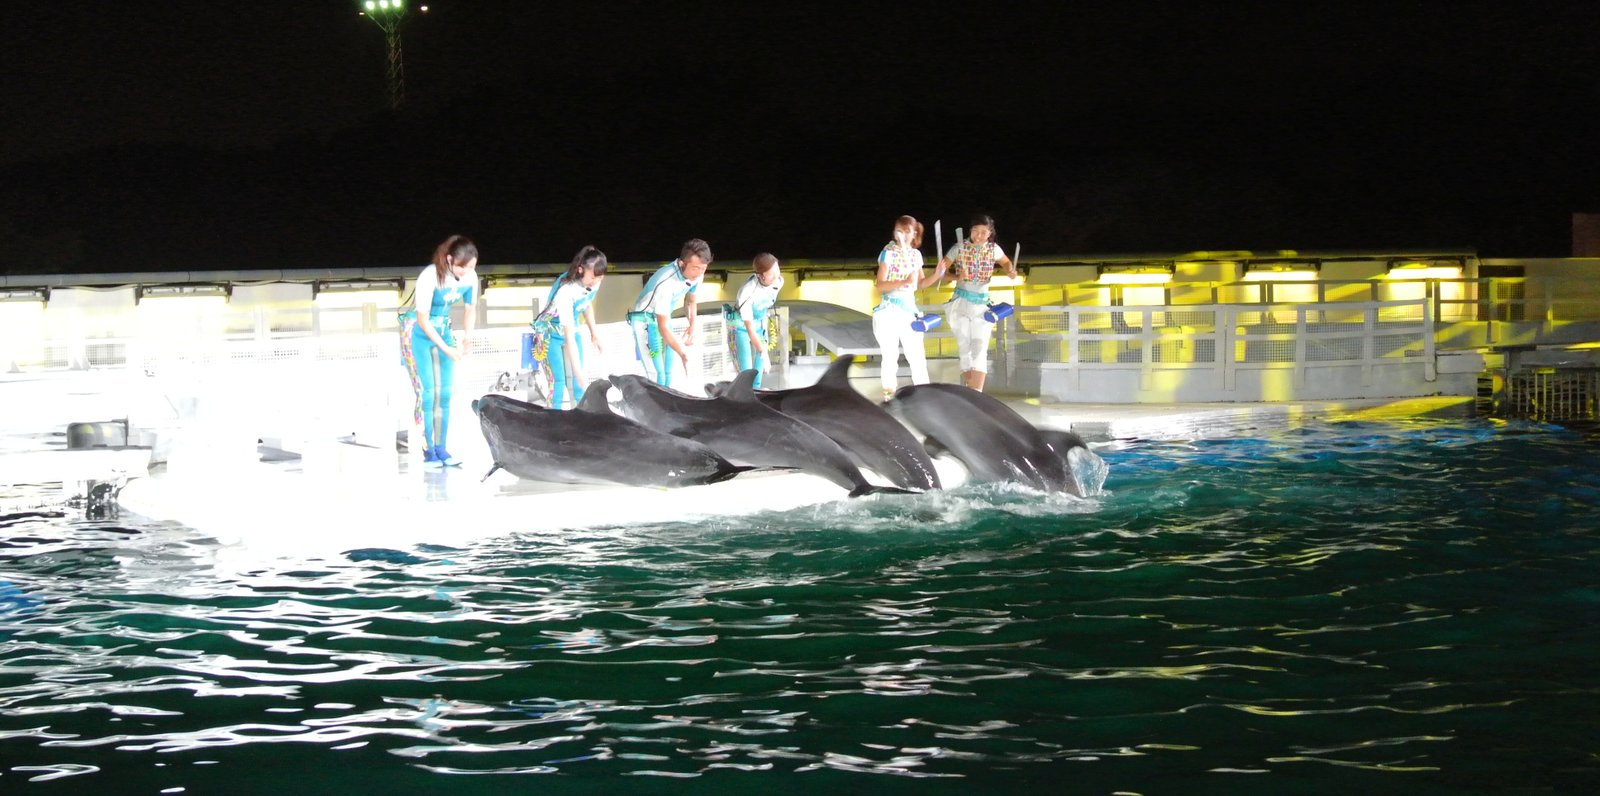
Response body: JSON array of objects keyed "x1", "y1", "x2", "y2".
[{"x1": 114, "y1": 445, "x2": 973, "y2": 558}]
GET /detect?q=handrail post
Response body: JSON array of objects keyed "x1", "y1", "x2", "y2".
[
  {"x1": 776, "y1": 306, "x2": 791, "y2": 387},
  {"x1": 1545, "y1": 276, "x2": 1555, "y2": 329},
  {"x1": 1000, "y1": 310, "x2": 1015, "y2": 389},
  {"x1": 1139, "y1": 308, "x2": 1153, "y2": 392},
  {"x1": 1067, "y1": 306, "x2": 1080, "y2": 391},
  {"x1": 1220, "y1": 305, "x2": 1234, "y2": 391},
  {"x1": 1294, "y1": 305, "x2": 1308, "y2": 387},
  {"x1": 1361, "y1": 303, "x2": 1375, "y2": 386},
  {"x1": 1423, "y1": 297, "x2": 1437, "y2": 382}
]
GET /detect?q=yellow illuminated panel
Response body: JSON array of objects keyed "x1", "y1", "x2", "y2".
[
  {"x1": 1264, "y1": 282, "x2": 1320, "y2": 304},
  {"x1": 1242, "y1": 269, "x2": 1319, "y2": 282},
  {"x1": 1384, "y1": 281, "x2": 1428, "y2": 302},
  {"x1": 796, "y1": 278, "x2": 878, "y2": 314},
  {"x1": 0, "y1": 300, "x2": 44, "y2": 325},
  {"x1": 1119, "y1": 286, "x2": 1167, "y2": 306},
  {"x1": 137, "y1": 296, "x2": 228, "y2": 312},
  {"x1": 313, "y1": 290, "x2": 400, "y2": 309},
  {"x1": 137, "y1": 295, "x2": 229, "y2": 339},
  {"x1": 481, "y1": 286, "x2": 547, "y2": 308},
  {"x1": 0, "y1": 300, "x2": 46, "y2": 368}
]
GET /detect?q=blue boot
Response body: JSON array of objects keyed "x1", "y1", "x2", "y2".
[
  {"x1": 422, "y1": 445, "x2": 443, "y2": 470},
  {"x1": 434, "y1": 446, "x2": 462, "y2": 467}
]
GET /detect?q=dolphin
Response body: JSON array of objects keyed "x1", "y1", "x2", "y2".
[
  {"x1": 886, "y1": 383, "x2": 1077, "y2": 493},
  {"x1": 733, "y1": 355, "x2": 941, "y2": 491},
  {"x1": 610, "y1": 370, "x2": 916, "y2": 497},
  {"x1": 474, "y1": 385, "x2": 751, "y2": 488}
]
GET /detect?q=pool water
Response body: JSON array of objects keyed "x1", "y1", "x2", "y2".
[{"x1": 2, "y1": 419, "x2": 1597, "y2": 794}]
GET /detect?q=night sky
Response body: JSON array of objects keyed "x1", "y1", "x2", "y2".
[{"x1": 5, "y1": 1, "x2": 1599, "y2": 275}]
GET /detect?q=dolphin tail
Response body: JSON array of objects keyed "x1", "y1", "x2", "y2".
[{"x1": 848, "y1": 484, "x2": 919, "y2": 498}]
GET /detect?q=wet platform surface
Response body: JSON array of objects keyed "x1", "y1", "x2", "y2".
[{"x1": 4, "y1": 367, "x2": 1475, "y2": 554}]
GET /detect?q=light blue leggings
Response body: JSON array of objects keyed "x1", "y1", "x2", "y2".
[
  {"x1": 411, "y1": 323, "x2": 455, "y2": 450},
  {"x1": 547, "y1": 331, "x2": 586, "y2": 410},
  {"x1": 630, "y1": 318, "x2": 672, "y2": 388},
  {"x1": 731, "y1": 321, "x2": 769, "y2": 389}
]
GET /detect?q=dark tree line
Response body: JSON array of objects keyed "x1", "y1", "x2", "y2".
[{"x1": 3, "y1": 30, "x2": 1593, "y2": 276}]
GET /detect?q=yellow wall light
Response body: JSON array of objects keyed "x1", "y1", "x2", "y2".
[
  {"x1": 1096, "y1": 265, "x2": 1173, "y2": 285},
  {"x1": 1, "y1": 287, "x2": 49, "y2": 303},
  {"x1": 1243, "y1": 263, "x2": 1321, "y2": 282},
  {"x1": 312, "y1": 279, "x2": 402, "y2": 309},
  {"x1": 1385, "y1": 259, "x2": 1464, "y2": 280},
  {"x1": 481, "y1": 276, "x2": 553, "y2": 309},
  {"x1": 135, "y1": 283, "x2": 231, "y2": 303}
]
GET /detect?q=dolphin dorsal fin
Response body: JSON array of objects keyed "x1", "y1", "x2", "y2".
[
  {"x1": 725, "y1": 369, "x2": 759, "y2": 402},
  {"x1": 818, "y1": 354, "x2": 856, "y2": 389},
  {"x1": 576, "y1": 380, "x2": 614, "y2": 414}
]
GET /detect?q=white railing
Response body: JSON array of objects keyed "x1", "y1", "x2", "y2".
[
  {"x1": 2, "y1": 307, "x2": 739, "y2": 457},
  {"x1": 995, "y1": 299, "x2": 1439, "y2": 400},
  {"x1": 4, "y1": 299, "x2": 735, "y2": 387}
]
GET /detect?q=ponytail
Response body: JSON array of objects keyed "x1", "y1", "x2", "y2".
[{"x1": 432, "y1": 235, "x2": 479, "y2": 281}]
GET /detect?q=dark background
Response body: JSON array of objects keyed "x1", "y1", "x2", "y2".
[{"x1": 5, "y1": 1, "x2": 1599, "y2": 274}]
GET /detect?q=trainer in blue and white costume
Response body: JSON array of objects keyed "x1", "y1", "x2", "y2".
[
  {"x1": 399, "y1": 236, "x2": 478, "y2": 468},
  {"x1": 628, "y1": 239, "x2": 711, "y2": 388},
  {"x1": 545, "y1": 276, "x2": 594, "y2": 409},
  {"x1": 941, "y1": 219, "x2": 1016, "y2": 392},
  {"x1": 726, "y1": 253, "x2": 784, "y2": 388},
  {"x1": 540, "y1": 245, "x2": 609, "y2": 409}
]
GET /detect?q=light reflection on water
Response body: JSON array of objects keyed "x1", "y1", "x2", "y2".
[{"x1": 1, "y1": 419, "x2": 1598, "y2": 794}]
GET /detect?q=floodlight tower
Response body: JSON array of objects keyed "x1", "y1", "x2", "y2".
[{"x1": 358, "y1": 0, "x2": 426, "y2": 110}]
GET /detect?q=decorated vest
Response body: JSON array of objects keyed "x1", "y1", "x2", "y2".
[
  {"x1": 880, "y1": 243, "x2": 920, "y2": 282},
  {"x1": 876, "y1": 243, "x2": 921, "y2": 314},
  {"x1": 953, "y1": 240, "x2": 999, "y2": 285}
]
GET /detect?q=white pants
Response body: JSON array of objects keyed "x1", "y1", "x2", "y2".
[
  {"x1": 872, "y1": 308, "x2": 929, "y2": 394},
  {"x1": 950, "y1": 298, "x2": 995, "y2": 373}
]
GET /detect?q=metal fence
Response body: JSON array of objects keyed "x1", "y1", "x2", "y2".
[
  {"x1": 1498, "y1": 368, "x2": 1600, "y2": 422},
  {"x1": 997, "y1": 299, "x2": 1434, "y2": 390}
]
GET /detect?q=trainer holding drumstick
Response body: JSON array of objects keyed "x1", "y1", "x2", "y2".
[
  {"x1": 931, "y1": 214, "x2": 1016, "y2": 392},
  {"x1": 871, "y1": 215, "x2": 941, "y2": 402}
]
